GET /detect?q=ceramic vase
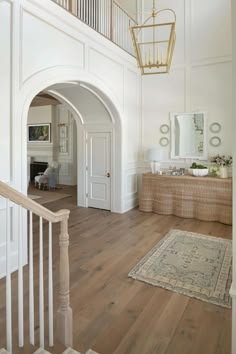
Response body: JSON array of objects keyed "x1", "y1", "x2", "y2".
[{"x1": 219, "y1": 166, "x2": 228, "y2": 178}]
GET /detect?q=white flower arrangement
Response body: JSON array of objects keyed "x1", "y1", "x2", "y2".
[{"x1": 210, "y1": 154, "x2": 232, "y2": 167}]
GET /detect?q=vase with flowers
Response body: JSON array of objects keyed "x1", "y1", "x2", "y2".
[{"x1": 210, "y1": 154, "x2": 232, "y2": 178}]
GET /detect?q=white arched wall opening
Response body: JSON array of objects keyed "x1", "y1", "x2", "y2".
[{"x1": 20, "y1": 67, "x2": 123, "y2": 213}]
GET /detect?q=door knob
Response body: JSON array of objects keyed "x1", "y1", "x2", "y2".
[{"x1": 107, "y1": 172, "x2": 110, "y2": 178}]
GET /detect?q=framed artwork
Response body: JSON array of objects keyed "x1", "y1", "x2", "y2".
[{"x1": 28, "y1": 124, "x2": 51, "y2": 143}]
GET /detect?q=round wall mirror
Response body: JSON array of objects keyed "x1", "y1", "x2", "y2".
[
  {"x1": 159, "y1": 137, "x2": 169, "y2": 146},
  {"x1": 160, "y1": 124, "x2": 169, "y2": 134},
  {"x1": 209, "y1": 136, "x2": 221, "y2": 147},
  {"x1": 209, "y1": 122, "x2": 221, "y2": 133}
]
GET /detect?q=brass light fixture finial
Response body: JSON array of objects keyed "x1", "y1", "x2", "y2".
[{"x1": 129, "y1": 0, "x2": 176, "y2": 75}]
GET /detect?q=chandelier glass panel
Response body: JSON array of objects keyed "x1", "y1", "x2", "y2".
[{"x1": 130, "y1": 1, "x2": 176, "y2": 75}]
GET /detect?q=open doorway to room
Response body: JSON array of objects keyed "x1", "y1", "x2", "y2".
[
  {"x1": 27, "y1": 92, "x2": 78, "y2": 206},
  {"x1": 24, "y1": 80, "x2": 122, "y2": 212}
]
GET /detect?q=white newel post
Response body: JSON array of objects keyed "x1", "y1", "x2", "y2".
[{"x1": 57, "y1": 211, "x2": 73, "y2": 347}]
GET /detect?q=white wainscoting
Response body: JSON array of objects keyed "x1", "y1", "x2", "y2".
[
  {"x1": 142, "y1": 0, "x2": 232, "y2": 166},
  {"x1": 0, "y1": 0, "x2": 12, "y2": 183}
]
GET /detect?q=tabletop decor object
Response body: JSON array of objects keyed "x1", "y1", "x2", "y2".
[
  {"x1": 189, "y1": 162, "x2": 208, "y2": 176},
  {"x1": 145, "y1": 148, "x2": 165, "y2": 173},
  {"x1": 210, "y1": 154, "x2": 232, "y2": 178}
]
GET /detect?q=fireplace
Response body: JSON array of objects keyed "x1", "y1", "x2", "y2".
[{"x1": 30, "y1": 161, "x2": 48, "y2": 182}]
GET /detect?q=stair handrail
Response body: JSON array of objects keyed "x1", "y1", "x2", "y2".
[
  {"x1": 0, "y1": 181, "x2": 69, "y2": 222},
  {"x1": 0, "y1": 180, "x2": 73, "y2": 349}
]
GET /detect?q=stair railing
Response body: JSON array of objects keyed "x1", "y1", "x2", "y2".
[
  {"x1": 52, "y1": 0, "x2": 138, "y2": 56},
  {"x1": 0, "y1": 181, "x2": 72, "y2": 352}
]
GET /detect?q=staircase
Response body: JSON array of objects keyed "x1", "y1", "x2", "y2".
[{"x1": 0, "y1": 181, "x2": 100, "y2": 354}]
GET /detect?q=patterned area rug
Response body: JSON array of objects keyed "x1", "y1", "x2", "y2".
[{"x1": 128, "y1": 229, "x2": 232, "y2": 308}]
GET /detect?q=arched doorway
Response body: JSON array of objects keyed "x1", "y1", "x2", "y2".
[{"x1": 20, "y1": 70, "x2": 123, "y2": 212}]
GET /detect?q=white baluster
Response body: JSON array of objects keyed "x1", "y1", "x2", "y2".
[
  {"x1": 106, "y1": 0, "x2": 109, "y2": 37},
  {"x1": 79, "y1": 0, "x2": 81, "y2": 18},
  {"x1": 100, "y1": 0, "x2": 103, "y2": 34},
  {"x1": 85, "y1": 0, "x2": 88, "y2": 23},
  {"x1": 6, "y1": 199, "x2": 12, "y2": 353},
  {"x1": 93, "y1": 0, "x2": 96, "y2": 28},
  {"x1": 18, "y1": 205, "x2": 24, "y2": 347},
  {"x1": 118, "y1": 6, "x2": 120, "y2": 45},
  {"x1": 104, "y1": 0, "x2": 107, "y2": 36},
  {"x1": 29, "y1": 211, "x2": 35, "y2": 345},
  {"x1": 91, "y1": 0, "x2": 94, "y2": 28},
  {"x1": 99, "y1": 0, "x2": 102, "y2": 34},
  {"x1": 83, "y1": 0, "x2": 85, "y2": 22},
  {"x1": 122, "y1": 12, "x2": 125, "y2": 49},
  {"x1": 104, "y1": 0, "x2": 106, "y2": 36},
  {"x1": 88, "y1": 0, "x2": 90, "y2": 26},
  {"x1": 48, "y1": 222, "x2": 54, "y2": 346},
  {"x1": 79, "y1": 0, "x2": 83, "y2": 20},
  {"x1": 112, "y1": 3, "x2": 117, "y2": 43},
  {"x1": 39, "y1": 216, "x2": 44, "y2": 347}
]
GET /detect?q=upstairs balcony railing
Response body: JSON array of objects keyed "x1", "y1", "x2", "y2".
[{"x1": 52, "y1": 0, "x2": 138, "y2": 56}]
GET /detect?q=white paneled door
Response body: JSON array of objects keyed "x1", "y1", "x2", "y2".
[{"x1": 87, "y1": 132, "x2": 111, "y2": 210}]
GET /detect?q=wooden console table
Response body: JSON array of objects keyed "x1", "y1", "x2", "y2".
[{"x1": 139, "y1": 173, "x2": 232, "y2": 225}]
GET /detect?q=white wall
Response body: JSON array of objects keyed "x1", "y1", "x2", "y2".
[
  {"x1": 142, "y1": 0, "x2": 232, "y2": 168},
  {"x1": 27, "y1": 105, "x2": 55, "y2": 161}
]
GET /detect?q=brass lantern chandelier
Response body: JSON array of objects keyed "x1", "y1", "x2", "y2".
[{"x1": 130, "y1": 1, "x2": 176, "y2": 75}]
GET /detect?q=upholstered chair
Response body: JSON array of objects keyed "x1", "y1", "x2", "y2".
[
  {"x1": 34, "y1": 167, "x2": 56, "y2": 190},
  {"x1": 34, "y1": 162, "x2": 61, "y2": 190}
]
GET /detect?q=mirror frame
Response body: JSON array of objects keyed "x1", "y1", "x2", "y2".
[{"x1": 170, "y1": 111, "x2": 208, "y2": 160}]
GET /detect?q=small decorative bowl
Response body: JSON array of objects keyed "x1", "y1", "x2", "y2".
[{"x1": 192, "y1": 168, "x2": 208, "y2": 177}]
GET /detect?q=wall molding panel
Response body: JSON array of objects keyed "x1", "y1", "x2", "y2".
[
  {"x1": 142, "y1": 0, "x2": 232, "y2": 164},
  {"x1": 0, "y1": 0, "x2": 13, "y2": 183},
  {"x1": 1, "y1": 0, "x2": 141, "y2": 212},
  {"x1": 20, "y1": 7, "x2": 85, "y2": 85},
  {"x1": 88, "y1": 47, "x2": 125, "y2": 106}
]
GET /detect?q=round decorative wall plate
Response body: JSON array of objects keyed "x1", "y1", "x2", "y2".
[
  {"x1": 209, "y1": 122, "x2": 221, "y2": 133},
  {"x1": 209, "y1": 136, "x2": 221, "y2": 147},
  {"x1": 159, "y1": 137, "x2": 169, "y2": 146},
  {"x1": 160, "y1": 124, "x2": 170, "y2": 134}
]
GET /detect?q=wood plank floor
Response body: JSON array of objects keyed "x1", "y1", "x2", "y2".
[{"x1": 0, "y1": 185, "x2": 232, "y2": 354}]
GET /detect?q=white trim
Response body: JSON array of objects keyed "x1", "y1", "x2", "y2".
[
  {"x1": 20, "y1": 68, "x2": 123, "y2": 213},
  {"x1": 79, "y1": 83, "x2": 115, "y2": 123},
  {"x1": 46, "y1": 89, "x2": 85, "y2": 124}
]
